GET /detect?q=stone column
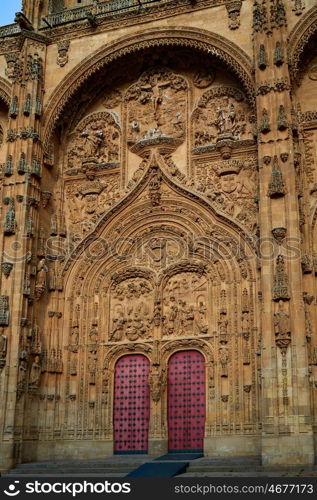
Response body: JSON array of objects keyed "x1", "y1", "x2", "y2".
[
  {"x1": 0, "y1": 32, "x2": 47, "y2": 471},
  {"x1": 253, "y1": 0, "x2": 314, "y2": 465}
]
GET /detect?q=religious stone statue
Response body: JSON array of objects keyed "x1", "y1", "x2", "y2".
[
  {"x1": 29, "y1": 355, "x2": 41, "y2": 390},
  {"x1": 149, "y1": 366, "x2": 166, "y2": 403}
]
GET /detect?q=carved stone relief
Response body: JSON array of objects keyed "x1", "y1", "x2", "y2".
[
  {"x1": 65, "y1": 172, "x2": 121, "y2": 237},
  {"x1": 192, "y1": 86, "x2": 253, "y2": 150},
  {"x1": 195, "y1": 155, "x2": 258, "y2": 232},
  {"x1": 109, "y1": 278, "x2": 154, "y2": 342},
  {"x1": 163, "y1": 272, "x2": 208, "y2": 338},
  {"x1": 67, "y1": 111, "x2": 121, "y2": 173},
  {"x1": 125, "y1": 68, "x2": 187, "y2": 151}
]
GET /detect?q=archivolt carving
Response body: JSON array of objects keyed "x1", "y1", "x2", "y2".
[
  {"x1": 43, "y1": 27, "x2": 254, "y2": 150},
  {"x1": 288, "y1": 5, "x2": 317, "y2": 81},
  {"x1": 103, "y1": 343, "x2": 152, "y2": 369},
  {"x1": 0, "y1": 76, "x2": 11, "y2": 107},
  {"x1": 161, "y1": 339, "x2": 213, "y2": 363},
  {"x1": 62, "y1": 164, "x2": 258, "y2": 275},
  {"x1": 111, "y1": 268, "x2": 156, "y2": 286}
]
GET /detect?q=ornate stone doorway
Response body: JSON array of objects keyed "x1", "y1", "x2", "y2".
[
  {"x1": 167, "y1": 350, "x2": 205, "y2": 452},
  {"x1": 113, "y1": 354, "x2": 150, "y2": 454}
]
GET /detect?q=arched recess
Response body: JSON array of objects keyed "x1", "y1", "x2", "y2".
[
  {"x1": 42, "y1": 26, "x2": 254, "y2": 150},
  {"x1": 289, "y1": 4, "x2": 317, "y2": 83},
  {"x1": 0, "y1": 77, "x2": 10, "y2": 165},
  {"x1": 54, "y1": 162, "x2": 260, "y2": 443}
]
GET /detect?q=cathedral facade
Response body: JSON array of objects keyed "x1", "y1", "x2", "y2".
[{"x1": 0, "y1": 0, "x2": 316, "y2": 471}]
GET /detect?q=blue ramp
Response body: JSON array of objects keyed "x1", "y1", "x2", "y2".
[{"x1": 126, "y1": 461, "x2": 188, "y2": 478}]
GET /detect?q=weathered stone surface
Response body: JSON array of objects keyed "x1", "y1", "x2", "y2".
[{"x1": 0, "y1": 0, "x2": 317, "y2": 472}]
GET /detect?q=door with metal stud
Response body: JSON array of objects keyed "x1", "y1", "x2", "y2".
[
  {"x1": 114, "y1": 354, "x2": 150, "y2": 454},
  {"x1": 168, "y1": 350, "x2": 205, "y2": 452}
]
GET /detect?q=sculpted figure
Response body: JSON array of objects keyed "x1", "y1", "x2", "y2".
[
  {"x1": 29, "y1": 355, "x2": 41, "y2": 389},
  {"x1": 126, "y1": 319, "x2": 139, "y2": 342},
  {"x1": 36, "y1": 258, "x2": 48, "y2": 287},
  {"x1": 149, "y1": 366, "x2": 166, "y2": 403},
  {"x1": 0, "y1": 329, "x2": 7, "y2": 358},
  {"x1": 166, "y1": 296, "x2": 178, "y2": 335},
  {"x1": 219, "y1": 347, "x2": 229, "y2": 377},
  {"x1": 196, "y1": 302, "x2": 208, "y2": 334},
  {"x1": 241, "y1": 311, "x2": 250, "y2": 334},
  {"x1": 110, "y1": 313, "x2": 125, "y2": 342}
]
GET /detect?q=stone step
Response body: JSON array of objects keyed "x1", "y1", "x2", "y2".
[
  {"x1": 7, "y1": 457, "x2": 150, "y2": 476},
  {"x1": 177, "y1": 471, "x2": 317, "y2": 477},
  {"x1": 6, "y1": 472, "x2": 129, "y2": 477},
  {"x1": 186, "y1": 457, "x2": 261, "y2": 471},
  {"x1": 7, "y1": 468, "x2": 133, "y2": 474},
  {"x1": 11, "y1": 464, "x2": 142, "y2": 470}
]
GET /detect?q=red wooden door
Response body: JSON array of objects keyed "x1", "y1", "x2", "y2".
[
  {"x1": 114, "y1": 354, "x2": 150, "y2": 454},
  {"x1": 168, "y1": 350, "x2": 205, "y2": 452}
]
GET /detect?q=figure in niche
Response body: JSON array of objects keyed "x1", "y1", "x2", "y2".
[
  {"x1": 71, "y1": 304, "x2": 80, "y2": 345},
  {"x1": 0, "y1": 329, "x2": 7, "y2": 369},
  {"x1": 165, "y1": 296, "x2": 178, "y2": 335},
  {"x1": 0, "y1": 329, "x2": 7, "y2": 358},
  {"x1": 88, "y1": 350, "x2": 97, "y2": 385},
  {"x1": 149, "y1": 366, "x2": 166, "y2": 403},
  {"x1": 274, "y1": 301, "x2": 291, "y2": 353},
  {"x1": 274, "y1": 301, "x2": 291, "y2": 337},
  {"x1": 29, "y1": 355, "x2": 41, "y2": 390},
  {"x1": 241, "y1": 311, "x2": 250, "y2": 335},
  {"x1": 215, "y1": 106, "x2": 226, "y2": 134},
  {"x1": 196, "y1": 301, "x2": 208, "y2": 334},
  {"x1": 177, "y1": 300, "x2": 187, "y2": 336},
  {"x1": 218, "y1": 312, "x2": 228, "y2": 342},
  {"x1": 17, "y1": 359, "x2": 28, "y2": 396},
  {"x1": 219, "y1": 347, "x2": 229, "y2": 377}
]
